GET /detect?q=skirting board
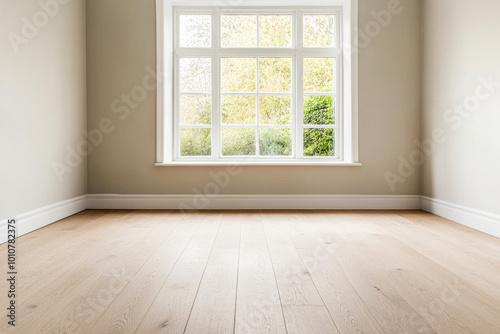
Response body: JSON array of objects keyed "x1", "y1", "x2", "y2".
[
  {"x1": 420, "y1": 196, "x2": 500, "y2": 239},
  {"x1": 0, "y1": 195, "x2": 87, "y2": 244},
  {"x1": 2, "y1": 195, "x2": 499, "y2": 243},
  {"x1": 87, "y1": 194, "x2": 420, "y2": 210}
]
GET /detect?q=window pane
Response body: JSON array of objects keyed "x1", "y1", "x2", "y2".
[
  {"x1": 221, "y1": 15, "x2": 257, "y2": 47},
  {"x1": 259, "y1": 58, "x2": 292, "y2": 93},
  {"x1": 180, "y1": 96, "x2": 211, "y2": 125},
  {"x1": 304, "y1": 58, "x2": 335, "y2": 93},
  {"x1": 259, "y1": 96, "x2": 292, "y2": 125},
  {"x1": 303, "y1": 128, "x2": 335, "y2": 156},
  {"x1": 222, "y1": 128, "x2": 256, "y2": 156},
  {"x1": 304, "y1": 96, "x2": 334, "y2": 125},
  {"x1": 180, "y1": 58, "x2": 211, "y2": 93},
  {"x1": 179, "y1": 15, "x2": 211, "y2": 48},
  {"x1": 222, "y1": 96, "x2": 256, "y2": 124},
  {"x1": 303, "y1": 15, "x2": 335, "y2": 47},
  {"x1": 259, "y1": 15, "x2": 292, "y2": 48},
  {"x1": 221, "y1": 58, "x2": 257, "y2": 93},
  {"x1": 181, "y1": 128, "x2": 211, "y2": 156},
  {"x1": 260, "y1": 128, "x2": 292, "y2": 156}
]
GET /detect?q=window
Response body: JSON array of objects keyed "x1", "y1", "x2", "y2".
[{"x1": 157, "y1": 1, "x2": 359, "y2": 165}]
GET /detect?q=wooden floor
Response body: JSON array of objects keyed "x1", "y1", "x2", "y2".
[{"x1": 1, "y1": 210, "x2": 500, "y2": 334}]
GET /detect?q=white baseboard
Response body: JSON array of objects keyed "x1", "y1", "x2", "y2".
[
  {"x1": 87, "y1": 194, "x2": 420, "y2": 210},
  {"x1": 2, "y1": 195, "x2": 498, "y2": 243},
  {"x1": 0, "y1": 195, "x2": 87, "y2": 244},
  {"x1": 420, "y1": 196, "x2": 500, "y2": 239}
]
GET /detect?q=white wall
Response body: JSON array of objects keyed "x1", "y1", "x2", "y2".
[
  {"x1": 422, "y1": 0, "x2": 500, "y2": 215},
  {"x1": 0, "y1": 0, "x2": 87, "y2": 220}
]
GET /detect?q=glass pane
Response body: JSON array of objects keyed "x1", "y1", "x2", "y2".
[
  {"x1": 181, "y1": 128, "x2": 211, "y2": 156},
  {"x1": 180, "y1": 96, "x2": 211, "y2": 125},
  {"x1": 303, "y1": 128, "x2": 335, "y2": 156},
  {"x1": 221, "y1": 15, "x2": 257, "y2": 47},
  {"x1": 222, "y1": 96, "x2": 256, "y2": 124},
  {"x1": 259, "y1": 15, "x2": 292, "y2": 48},
  {"x1": 179, "y1": 15, "x2": 211, "y2": 48},
  {"x1": 304, "y1": 96, "x2": 334, "y2": 125},
  {"x1": 222, "y1": 128, "x2": 256, "y2": 156},
  {"x1": 303, "y1": 15, "x2": 335, "y2": 47},
  {"x1": 260, "y1": 128, "x2": 292, "y2": 156},
  {"x1": 180, "y1": 58, "x2": 211, "y2": 93},
  {"x1": 259, "y1": 58, "x2": 292, "y2": 93},
  {"x1": 221, "y1": 58, "x2": 257, "y2": 93},
  {"x1": 304, "y1": 58, "x2": 335, "y2": 93},
  {"x1": 259, "y1": 96, "x2": 292, "y2": 125}
]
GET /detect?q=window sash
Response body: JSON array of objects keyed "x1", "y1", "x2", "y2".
[{"x1": 174, "y1": 7, "x2": 342, "y2": 161}]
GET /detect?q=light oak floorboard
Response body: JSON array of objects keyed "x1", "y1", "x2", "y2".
[
  {"x1": 2, "y1": 210, "x2": 500, "y2": 334},
  {"x1": 184, "y1": 213, "x2": 241, "y2": 334},
  {"x1": 235, "y1": 213, "x2": 287, "y2": 334},
  {"x1": 133, "y1": 212, "x2": 223, "y2": 334}
]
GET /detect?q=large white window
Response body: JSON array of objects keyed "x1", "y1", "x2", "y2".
[{"x1": 157, "y1": 1, "x2": 359, "y2": 166}]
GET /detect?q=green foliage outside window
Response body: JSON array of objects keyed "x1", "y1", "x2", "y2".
[
  {"x1": 303, "y1": 95, "x2": 335, "y2": 156},
  {"x1": 179, "y1": 14, "x2": 336, "y2": 157}
]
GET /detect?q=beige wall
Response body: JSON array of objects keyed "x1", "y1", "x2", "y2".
[
  {"x1": 86, "y1": 0, "x2": 421, "y2": 195},
  {"x1": 422, "y1": 0, "x2": 500, "y2": 215},
  {"x1": 0, "y1": 0, "x2": 87, "y2": 219}
]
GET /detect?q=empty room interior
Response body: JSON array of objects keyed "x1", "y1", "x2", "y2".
[{"x1": 1, "y1": 0, "x2": 500, "y2": 333}]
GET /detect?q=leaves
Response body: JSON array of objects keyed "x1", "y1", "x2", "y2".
[
  {"x1": 259, "y1": 15, "x2": 292, "y2": 47},
  {"x1": 180, "y1": 96, "x2": 211, "y2": 125},
  {"x1": 259, "y1": 58, "x2": 292, "y2": 93},
  {"x1": 260, "y1": 96, "x2": 292, "y2": 125},
  {"x1": 181, "y1": 128, "x2": 211, "y2": 156},
  {"x1": 304, "y1": 15, "x2": 335, "y2": 47},
  {"x1": 179, "y1": 14, "x2": 336, "y2": 158},
  {"x1": 304, "y1": 96, "x2": 334, "y2": 125},
  {"x1": 260, "y1": 128, "x2": 292, "y2": 156},
  {"x1": 221, "y1": 15, "x2": 257, "y2": 47},
  {"x1": 304, "y1": 128, "x2": 335, "y2": 157},
  {"x1": 222, "y1": 128, "x2": 256, "y2": 156},
  {"x1": 304, "y1": 58, "x2": 335, "y2": 93}
]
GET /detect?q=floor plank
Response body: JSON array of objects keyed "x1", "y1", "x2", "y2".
[
  {"x1": 87, "y1": 214, "x2": 201, "y2": 334},
  {"x1": 133, "y1": 212, "x2": 222, "y2": 334},
  {"x1": 235, "y1": 213, "x2": 287, "y2": 334},
  {"x1": 2, "y1": 210, "x2": 499, "y2": 334},
  {"x1": 282, "y1": 305, "x2": 339, "y2": 334},
  {"x1": 287, "y1": 212, "x2": 386, "y2": 334},
  {"x1": 262, "y1": 212, "x2": 325, "y2": 306},
  {"x1": 184, "y1": 213, "x2": 241, "y2": 334}
]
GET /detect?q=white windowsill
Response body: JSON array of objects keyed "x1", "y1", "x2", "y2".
[{"x1": 155, "y1": 161, "x2": 362, "y2": 166}]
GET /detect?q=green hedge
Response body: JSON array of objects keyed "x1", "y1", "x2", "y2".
[{"x1": 303, "y1": 96, "x2": 335, "y2": 156}]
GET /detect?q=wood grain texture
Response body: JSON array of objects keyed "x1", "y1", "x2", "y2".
[
  {"x1": 235, "y1": 213, "x2": 287, "y2": 334},
  {"x1": 1, "y1": 210, "x2": 499, "y2": 334},
  {"x1": 134, "y1": 212, "x2": 222, "y2": 334},
  {"x1": 184, "y1": 213, "x2": 241, "y2": 334}
]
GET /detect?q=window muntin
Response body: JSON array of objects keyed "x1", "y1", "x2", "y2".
[{"x1": 174, "y1": 7, "x2": 342, "y2": 162}]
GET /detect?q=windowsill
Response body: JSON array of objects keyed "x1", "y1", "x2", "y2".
[{"x1": 155, "y1": 161, "x2": 362, "y2": 167}]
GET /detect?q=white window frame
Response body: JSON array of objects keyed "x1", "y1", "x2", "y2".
[{"x1": 156, "y1": 0, "x2": 359, "y2": 166}]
